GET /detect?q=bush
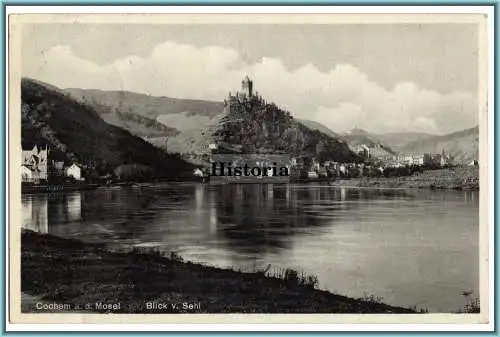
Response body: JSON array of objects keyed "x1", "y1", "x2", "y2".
[
  {"x1": 114, "y1": 164, "x2": 154, "y2": 182},
  {"x1": 269, "y1": 268, "x2": 319, "y2": 289},
  {"x1": 303, "y1": 275, "x2": 319, "y2": 289},
  {"x1": 359, "y1": 292, "x2": 384, "y2": 304},
  {"x1": 169, "y1": 251, "x2": 184, "y2": 262},
  {"x1": 459, "y1": 292, "x2": 480, "y2": 313},
  {"x1": 462, "y1": 297, "x2": 480, "y2": 313},
  {"x1": 284, "y1": 268, "x2": 299, "y2": 283}
]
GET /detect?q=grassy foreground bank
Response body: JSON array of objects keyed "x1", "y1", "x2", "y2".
[
  {"x1": 331, "y1": 166, "x2": 479, "y2": 190},
  {"x1": 21, "y1": 230, "x2": 415, "y2": 314}
]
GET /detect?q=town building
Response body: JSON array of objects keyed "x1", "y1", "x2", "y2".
[
  {"x1": 440, "y1": 149, "x2": 451, "y2": 166},
  {"x1": 353, "y1": 144, "x2": 370, "y2": 157},
  {"x1": 395, "y1": 153, "x2": 426, "y2": 166},
  {"x1": 351, "y1": 143, "x2": 393, "y2": 160},
  {"x1": 22, "y1": 145, "x2": 49, "y2": 183},
  {"x1": 193, "y1": 168, "x2": 204, "y2": 177},
  {"x1": 368, "y1": 145, "x2": 393, "y2": 159},
  {"x1": 21, "y1": 165, "x2": 33, "y2": 183},
  {"x1": 65, "y1": 163, "x2": 82, "y2": 181},
  {"x1": 430, "y1": 153, "x2": 442, "y2": 166}
]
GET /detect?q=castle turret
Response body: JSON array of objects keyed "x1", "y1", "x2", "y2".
[{"x1": 241, "y1": 75, "x2": 253, "y2": 98}]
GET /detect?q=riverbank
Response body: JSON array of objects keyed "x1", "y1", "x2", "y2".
[
  {"x1": 21, "y1": 230, "x2": 415, "y2": 314},
  {"x1": 331, "y1": 166, "x2": 479, "y2": 190}
]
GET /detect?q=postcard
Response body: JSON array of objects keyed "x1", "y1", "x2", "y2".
[{"x1": 6, "y1": 7, "x2": 493, "y2": 330}]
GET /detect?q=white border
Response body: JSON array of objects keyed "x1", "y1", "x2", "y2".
[
  {"x1": 5, "y1": 7, "x2": 10, "y2": 332},
  {"x1": 5, "y1": 5, "x2": 495, "y2": 332},
  {"x1": 3, "y1": 5, "x2": 497, "y2": 14}
]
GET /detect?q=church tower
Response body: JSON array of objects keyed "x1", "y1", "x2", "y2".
[{"x1": 241, "y1": 75, "x2": 253, "y2": 98}]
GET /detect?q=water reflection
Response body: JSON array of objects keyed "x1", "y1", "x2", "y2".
[
  {"x1": 205, "y1": 185, "x2": 428, "y2": 256},
  {"x1": 21, "y1": 183, "x2": 479, "y2": 312},
  {"x1": 22, "y1": 193, "x2": 84, "y2": 236},
  {"x1": 22, "y1": 194, "x2": 48, "y2": 233},
  {"x1": 212, "y1": 184, "x2": 329, "y2": 255},
  {"x1": 67, "y1": 194, "x2": 81, "y2": 222}
]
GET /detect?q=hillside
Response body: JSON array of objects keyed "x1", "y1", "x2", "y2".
[
  {"x1": 91, "y1": 107, "x2": 179, "y2": 138},
  {"x1": 402, "y1": 126, "x2": 479, "y2": 164},
  {"x1": 64, "y1": 88, "x2": 224, "y2": 141},
  {"x1": 21, "y1": 78, "x2": 194, "y2": 180},
  {"x1": 374, "y1": 132, "x2": 436, "y2": 152},
  {"x1": 341, "y1": 128, "x2": 395, "y2": 154},
  {"x1": 289, "y1": 123, "x2": 421, "y2": 154},
  {"x1": 213, "y1": 95, "x2": 358, "y2": 162},
  {"x1": 341, "y1": 127, "x2": 383, "y2": 146},
  {"x1": 296, "y1": 119, "x2": 340, "y2": 139},
  {"x1": 64, "y1": 88, "x2": 224, "y2": 119}
]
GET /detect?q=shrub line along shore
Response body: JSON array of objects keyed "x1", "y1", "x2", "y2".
[
  {"x1": 330, "y1": 167, "x2": 479, "y2": 190},
  {"x1": 21, "y1": 230, "x2": 416, "y2": 314}
]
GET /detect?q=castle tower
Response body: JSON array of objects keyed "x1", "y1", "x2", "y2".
[{"x1": 241, "y1": 75, "x2": 253, "y2": 98}]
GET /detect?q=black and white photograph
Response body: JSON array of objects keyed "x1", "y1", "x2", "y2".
[{"x1": 8, "y1": 9, "x2": 492, "y2": 326}]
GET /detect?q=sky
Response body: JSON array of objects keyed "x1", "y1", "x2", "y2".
[{"x1": 22, "y1": 23, "x2": 480, "y2": 135}]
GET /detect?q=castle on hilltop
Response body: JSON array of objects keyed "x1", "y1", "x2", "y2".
[
  {"x1": 224, "y1": 75, "x2": 261, "y2": 108},
  {"x1": 223, "y1": 75, "x2": 292, "y2": 120}
]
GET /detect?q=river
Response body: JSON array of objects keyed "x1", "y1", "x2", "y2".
[{"x1": 21, "y1": 183, "x2": 479, "y2": 313}]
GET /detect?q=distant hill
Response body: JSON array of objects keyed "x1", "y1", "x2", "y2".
[
  {"x1": 374, "y1": 132, "x2": 436, "y2": 152},
  {"x1": 402, "y1": 126, "x2": 479, "y2": 164},
  {"x1": 340, "y1": 128, "x2": 396, "y2": 154},
  {"x1": 153, "y1": 114, "x2": 225, "y2": 156},
  {"x1": 296, "y1": 119, "x2": 340, "y2": 139},
  {"x1": 341, "y1": 127, "x2": 382, "y2": 146},
  {"x1": 293, "y1": 123, "x2": 395, "y2": 153},
  {"x1": 100, "y1": 108, "x2": 180, "y2": 138},
  {"x1": 64, "y1": 88, "x2": 224, "y2": 139},
  {"x1": 64, "y1": 88, "x2": 224, "y2": 119},
  {"x1": 21, "y1": 78, "x2": 194, "y2": 180},
  {"x1": 63, "y1": 89, "x2": 225, "y2": 155}
]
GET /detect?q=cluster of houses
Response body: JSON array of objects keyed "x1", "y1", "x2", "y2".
[
  {"x1": 21, "y1": 145, "x2": 83, "y2": 184},
  {"x1": 352, "y1": 144, "x2": 451, "y2": 168},
  {"x1": 288, "y1": 144, "x2": 457, "y2": 180},
  {"x1": 289, "y1": 158, "x2": 364, "y2": 179}
]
